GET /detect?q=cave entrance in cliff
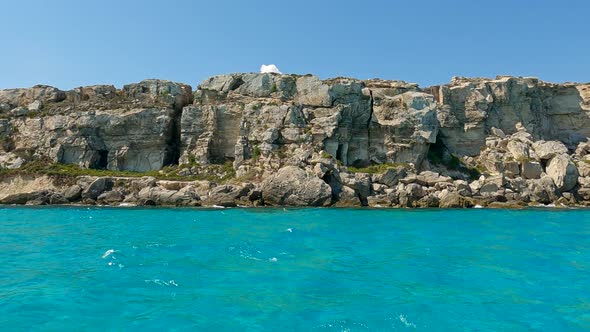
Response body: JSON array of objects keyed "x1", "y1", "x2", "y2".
[
  {"x1": 336, "y1": 143, "x2": 346, "y2": 165},
  {"x1": 93, "y1": 150, "x2": 109, "y2": 170},
  {"x1": 163, "y1": 108, "x2": 183, "y2": 167}
]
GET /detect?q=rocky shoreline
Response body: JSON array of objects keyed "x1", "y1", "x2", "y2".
[{"x1": 1, "y1": 74, "x2": 589, "y2": 208}]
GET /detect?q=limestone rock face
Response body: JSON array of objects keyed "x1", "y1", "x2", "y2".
[
  {"x1": 1, "y1": 74, "x2": 590, "y2": 208},
  {"x1": 179, "y1": 73, "x2": 437, "y2": 169},
  {"x1": 434, "y1": 77, "x2": 590, "y2": 156},
  {"x1": 368, "y1": 85, "x2": 439, "y2": 167},
  {"x1": 261, "y1": 166, "x2": 332, "y2": 206},
  {"x1": 0, "y1": 80, "x2": 193, "y2": 172}
]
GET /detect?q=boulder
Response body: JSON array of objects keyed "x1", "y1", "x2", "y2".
[
  {"x1": 503, "y1": 161, "x2": 520, "y2": 178},
  {"x1": 506, "y1": 141, "x2": 529, "y2": 161},
  {"x1": 575, "y1": 140, "x2": 590, "y2": 156},
  {"x1": 454, "y1": 180, "x2": 472, "y2": 196},
  {"x1": 97, "y1": 190, "x2": 124, "y2": 204},
  {"x1": 546, "y1": 155, "x2": 579, "y2": 192},
  {"x1": 578, "y1": 160, "x2": 590, "y2": 178},
  {"x1": 417, "y1": 194, "x2": 440, "y2": 208},
  {"x1": 0, "y1": 153, "x2": 25, "y2": 169},
  {"x1": 0, "y1": 192, "x2": 40, "y2": 205},
  {"x1": 82, "y1": 178, "x2": 112, "y2": 200},
  {"x1": 137, "y1": 186, "x2": 199, "y2": 206},
  {"x1": 26, "y1": 196, "x2": 49, "y2": 206},
  {"x1": 28, "y1": 100, "x2": 42, "y2": 112},
  {"x1": 532, "y1": 141, "x2": 569, "y2": 160},
  {"x1": 344, "y1": 173, "x2": 371, "y2": 205},
  {"x1": 578, "y1": 188, "x2": 590, "y2": 201},
  {"x1": 415, "y1": 171, "x2": 452, "y2": 187},
  {"x1": 490, "y1": 127, "x2": 506, "y2": 138},
  {"x1": 439, "y1": 192, "x2": 474, "y2": 208},
  {"x1": 206, "y1": 184, "x2": 253, "y2": 207},
  {"x1": 49, "y1": 193, "x2": 69, "y2": 205},
  {"x1": 333, "y1": 186, "x2": 363, "y2": 207},
  {"x1": 367, "y1": 194, "x2": 394, "y2": 207},
  {"x1": 130, "y1": 177, "x2": 157, "y2": 192},
  {"x1": 405, "y1": 183, "x2": 426, "y2": 200},
  {"x1": 64, "y1": 185, "x2": 83, "y2": 201},
  {"x1": 373, "y1": 167, "x2": 407, "y2": 187},
  {"x1": 479, "y1": 182, "x2": 499, "y2": 196},
  {"x1": 528, "y1": 175, "x2": 558, "y2": 204},
  {"x1": 521, "y1": 160, "x2": 543, "y2": 179},
  {"x1": 261, "y1": 166, "x2": 332, "y2": 206}
]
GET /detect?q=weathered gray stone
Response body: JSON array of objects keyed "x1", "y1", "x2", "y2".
[
  {"x1": 49, "y1": 193, "x2": 69, "y2": 205},
  {"x1": 507, "y1": 141, "x2": 530, "y2": 161},
  {"x1": 504, "y1": 161, "x2": 520, "y2": 178},
  {"x1": 261, "y1": 166, "x2": 332, "y2": 206},
  {"x1": 1, "y1": 80, "x2": 192, "y2": 172},
  {"x1": 206, "y1": 184, "x2": 252, "y2": 207},
  {"x1": 295, "y1": 76, "x2": 331, "y2": 107},
  {"x1": 373, "y1": 167, "x2": 407, "y2": 187},
  {"x1": 546, "y1": 155, "x2": 579, "y2": 192},
  {"x1": 436, "y1": 77, "x2": 590, "y2": 156},
  {"x1": 439, "y1": 192, "x2": 474, "y2": 208},
  {"x1": 97, "y1": 190, "x2": 124, "y2": 204},
  {"x1": 0, "y1": 192, "x2": 40, "y2": 205},
  {"x1": 82, "y1": 178, "x2": 112, "y2": 200},
  {"x1": 521, "y1": 161, "x2": 543, "y2": 179},
  {"x1": 532, "y1": 141, "x2": 569, "y2": 160},
  {"x1": 1, "y1": 74, "x2": 589, "y2": 208},
  {"x1": 415, "y1": 171, "x2": 452, "y2": 187},
  {"x1": 528, "y1": 175, "x2": 558, "y2": 204},
  {"x1": 64, "y1": 185, "x2": 82, "y2": 201},
  {"x1": 332, "y1": 185, "x2": 362, "y2": 207},
  {"x1": 27, "y1": 100, "x2": 42, "y2": 112},
  {"x1": 137, "y1": 186, "x2": 199, "y2": 206},
  {"x1": 578, "y1": 160, "x2": 590, "y2": 177}
]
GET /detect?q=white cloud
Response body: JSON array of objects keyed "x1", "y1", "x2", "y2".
[{"x1": 260, "y1": 64, "x2": 282, "y2": 74}]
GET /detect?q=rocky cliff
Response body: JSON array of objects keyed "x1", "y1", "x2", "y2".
[{"x1": 0, "y1": 73, "x2": 589, "y2": 208}]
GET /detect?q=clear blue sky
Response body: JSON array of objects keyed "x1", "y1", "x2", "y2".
[{"x1": 1, "y1": 0, "x2": 588, "y2": 90}]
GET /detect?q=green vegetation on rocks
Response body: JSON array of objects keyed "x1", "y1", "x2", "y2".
[
  {"x1": 347, "y1": 163, "x2": 409, "y2": 174},
  {"x1": 0, "y1": 159, "x2": 236, "y2": 183}
]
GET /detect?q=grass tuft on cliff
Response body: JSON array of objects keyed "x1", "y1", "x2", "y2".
[
  {"x1": 347, "y1": 163, "x2": 409, "y2": 174},
  {"x1": 0, "y1": 158, "x2": 236, "y2": 183}
]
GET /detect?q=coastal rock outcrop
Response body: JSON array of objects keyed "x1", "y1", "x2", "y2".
[
  {"x1": 433, "y1": 76, "x2": 590, "y2": 156},
  {"x1": 0, "y1": 80, "x2": 192, "y2": 171},
  {"x1": 1, "y1": 73, "x2": 589, "y2": 208},
  {"x1": 179, "y1": 74, "x2": 437, "y2": 170}
]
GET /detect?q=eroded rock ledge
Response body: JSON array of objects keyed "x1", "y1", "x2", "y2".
[{"x1": 0, "y1": 74, "x2": 589, "y2": 208}]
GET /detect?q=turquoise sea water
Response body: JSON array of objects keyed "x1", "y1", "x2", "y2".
[{"x1": 1, "y1": 207, "x2": 589, "y2": 331}]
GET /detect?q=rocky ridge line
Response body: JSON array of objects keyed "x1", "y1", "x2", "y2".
[{"x1": 0, "y1": 73, "x2": 589, "y2": 208}]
